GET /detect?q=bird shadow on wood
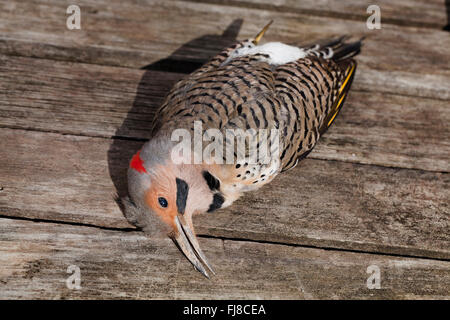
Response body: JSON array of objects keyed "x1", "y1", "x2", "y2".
[
  {"x1": 107, "y1": 19, "x2": 243, "y2": 213},
  {"x1": 444, "y1": 0, "x2": 450, "y2": 31}
]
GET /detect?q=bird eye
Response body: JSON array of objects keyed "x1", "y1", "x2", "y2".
[{"x1": 158, "y1": 197, "x2": 168, "y2": 208}]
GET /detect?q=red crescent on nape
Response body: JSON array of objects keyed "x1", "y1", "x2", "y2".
[{"x1": 130, "y1": 150, "x2": 147, "y2": 174}]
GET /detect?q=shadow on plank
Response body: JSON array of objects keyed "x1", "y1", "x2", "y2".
[{"x1": 107, "y1": 19, "x2": 244, "y2": 215}]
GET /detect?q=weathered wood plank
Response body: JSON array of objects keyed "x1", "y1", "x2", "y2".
[
  {"x1": 0, "y1": 128, "x2": 448, "y2": 259},
  {"x1": 0, "y1": 0, "x2": 449, "y2": 100},
  {"x1": 0, "y1": 218, "x2": 449, "y2": 299},
  {"x1": 1, "y1": 55, "x2": 448, "y2": 172},
  {"x1": 197, "y1": 0, "x2": 449, "y2": 29}
]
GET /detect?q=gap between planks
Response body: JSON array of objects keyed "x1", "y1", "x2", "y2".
[
  {"x1": 0, "y1": 127, "x2": 448, "y2": 261},
  {"x1": 1, "y1": 54, "x2": 449, "y2": 173},
  {"x1": 1, "y1": 124, "x2": 447, "y2": 175},
  {"x1": 0, "y1": 214, "x2": 448, "y2": 264},
  {"x1": 0, "y1": 0, "x2": 449, "y2": 94},
  {"x1": 1, "y1": 217, "x2": 449, "y2": 299}
]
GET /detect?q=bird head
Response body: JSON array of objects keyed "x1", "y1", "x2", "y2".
[{"x1": 122, "y1": 137, "x2": 217, "y2": 278}]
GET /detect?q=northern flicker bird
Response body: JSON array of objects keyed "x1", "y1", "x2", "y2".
[{"x1": 123, "y1": 21, "x2": 362, "y2": 278}]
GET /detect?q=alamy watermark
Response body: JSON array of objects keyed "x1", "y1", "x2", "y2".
[
  {"x1": 170, "y1": 121, "x2": 280, "y2": 165},
  {"x1": 66, "y1": 5, "x2": 81, "y2": 30},
  {"x1": 366, "y1": 5, "x2": 381, "y2": 30},
  {"x1": 366, "y1": 264, "x2": 381, "y2": 289},
  {"x1": 66, "y1": 265, "x2": 81, "y2": 290}
]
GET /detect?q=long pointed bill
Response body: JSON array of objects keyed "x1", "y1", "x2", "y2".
[
  {"x1": 171, "y1": 215, "x2": 215, "y2": 278},
  {"x1": 178, "y1": 215, "x2": 216, "y2": 276},
  {"x1": 252, "y1": 20, "x2": 273, "y2": 45}
]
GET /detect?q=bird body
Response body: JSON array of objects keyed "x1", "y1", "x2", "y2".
[{"x1": 123, "y1": 22, "x2": 362, "y2": 277}]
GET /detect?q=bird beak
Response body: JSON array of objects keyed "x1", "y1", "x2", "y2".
[{"x1": 171, "y1": 215, "x2": 215, "y2": 278}]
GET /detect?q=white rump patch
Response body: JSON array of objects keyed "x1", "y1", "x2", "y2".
[{"x1": 228, "y1": 42, "x2": 307, "y2": 65}]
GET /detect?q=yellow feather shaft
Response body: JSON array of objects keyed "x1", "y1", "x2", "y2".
[
  {"x1": 327, "y1": 93, "x2": 346, "y2": 126},
  {"x1": 339, "y1": 64, "x2": 355, "y2": 94},
  {"x1": 252, "y1": 20, "x2": 273, "y2": 45}
]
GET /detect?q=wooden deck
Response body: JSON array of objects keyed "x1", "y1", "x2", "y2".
[{"x1": 0, "y1": 0, "x2": 449, "y2": 299}]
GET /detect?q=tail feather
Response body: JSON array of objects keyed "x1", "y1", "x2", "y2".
[
  {"x1": 332, "y1": 38, "x2": 364, "y2": 61},
  {"x1": 300, "y1": 36, "x2": 363, "y2": 134},
  {"x1": 304, "y1": 35, "x2": 349, "y2": 50},
  {"x1": 319, "y1": 59, "x2": 357, "y2": 135},
  {"x1": 302, "y1": 36, "x2": 364, "y2": 61}
]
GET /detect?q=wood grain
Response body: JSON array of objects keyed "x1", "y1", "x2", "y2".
[
  {"x1": 0, "y1": 0, "x2": 449, "y2": 300},
  {"x1": 196, "y1": 0, "x2": 449, "y2": 29},
  {"x1": 0, "y1": 128, "x2": 448, "y2": 259},
  {"x1": 0, "y1": 0, "x2": 449, "y2": 100},
  {"x1": 1, "y1": 55, "x2": 448, "y2": 172},
  {"x1": 0, "y1": 218, "x2": 449, "y2": 299}
]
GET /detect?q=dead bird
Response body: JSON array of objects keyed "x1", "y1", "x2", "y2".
[{"x1": 122, "y1": 21, "x2": 362, "y2": 278}]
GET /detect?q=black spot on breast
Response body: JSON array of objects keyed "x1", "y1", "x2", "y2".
[
  {"x1": 208, "y1": 193, "x2": 225, "y2": 213},
  {"x1": 202, "y1": 170, "x2": 220, "y2": 191}
]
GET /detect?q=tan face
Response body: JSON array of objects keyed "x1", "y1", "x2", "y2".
[
  {"x1": 128, "y1": 155, "x2": 215, "y2": 278},
  {"x1": 144, "y1": 168, "x2": 178, "y2": 230}
]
